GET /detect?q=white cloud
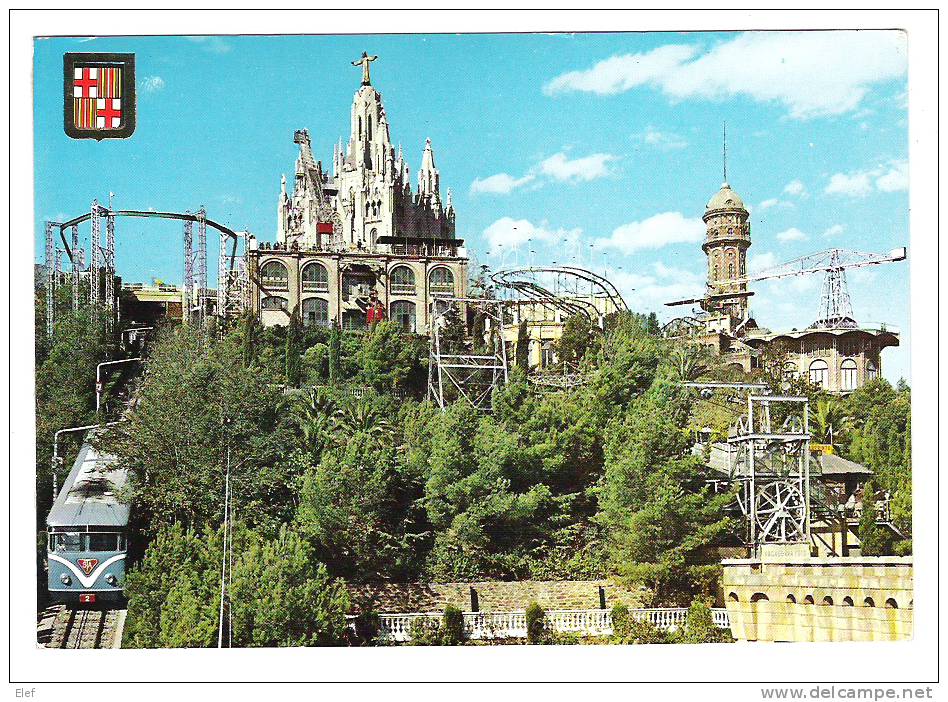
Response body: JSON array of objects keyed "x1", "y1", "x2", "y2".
[
  {"x1": 594, "y1": 211, "x2": 705, "y2": 254},
  {"x1": 482, "y1": 217, "x2": 581, "y2": 252},
  {"x1": 606, "y1": 262, "x2": 707, "y2": 312},
  {"x1": 140, "y1": 76, "x2": 165, "y2": 93},
  {"x1": 544, "y1": 31, "x2": 906, "y2": 119},
  {"x1": 749, "y1": 252, "x2": 778, "y2": 273},
  {"x1": 876, "y1": 160, "x2": 908, "y2": 192},
  {"x1": 825, "y1": 159, "x2": 908, "y2": 197},
  {"x1": 823, "y1": 224, "x2": 846, "y2": 238},
  {"x1": 470, "y1": 173, "x2": 535, "y2": 195},
  {"x1": 783, "y1": 179, "x2": 807, "y2": 197},
  {"x1": 187, "y1": 36, "x2": 231, "y2": 54},
  {"x1": 635, "y1": 126, "x2": 688, "y2": 150},
  {"x1": 758, "y1": 198, "x2": 792, "y2": 211},
  {"x1": 825, "y1": 170, "x2": 875, "y2": 197},
  {"x1": 776, "y1": 227, "x2": 808, "y2": 243},
  {"x1": 539, "y1": 152, "x2": 618, "y2": 183},
  {"x1": 544, "y1": 44, "x2": 698, "y2": 96}
]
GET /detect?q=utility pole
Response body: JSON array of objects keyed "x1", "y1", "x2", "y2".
[
  {"x1": 51, "y1": 421, "x2": 124, "y2": 500},
  {"x1": 96, "y1": 358, "x2": 142, "y2": 412}
]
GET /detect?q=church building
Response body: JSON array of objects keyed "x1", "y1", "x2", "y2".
[{"x1": 247, "y1": 53, "x2": 467, "y2": 333}]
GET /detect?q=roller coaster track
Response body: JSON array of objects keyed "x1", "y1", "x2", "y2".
[{"x1": 490, "y1": 266, "x2": 628, "y2": 323}]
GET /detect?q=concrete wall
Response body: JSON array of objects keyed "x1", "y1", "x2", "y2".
[{"x1": 723, "y1": 555, "x2": 913, "y2": 642}]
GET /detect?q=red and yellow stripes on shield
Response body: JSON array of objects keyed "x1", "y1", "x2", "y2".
[{"x1": 73, "y1": 66, "x2": 122, "y2": 129}]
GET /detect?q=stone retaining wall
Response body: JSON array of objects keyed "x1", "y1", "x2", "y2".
[{"x1": 347, "y1": 580, "x2": 642, "y2": 614}]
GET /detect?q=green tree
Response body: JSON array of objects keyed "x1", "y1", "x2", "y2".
[
  {"x1": 515, "y1": 320, "x2": 530, "y2": 370},
  {"x1": 598, "y1": 384, "x2": 734, "y2": 604},
  {"x1": 357, "y1": 321, "x2": 426, "y2": 393},
  {"x1": 297, "y1": 429, "x2": 427, "y2": 580},
  {"x1": 241, "y1": 312, "x2": 259, "y2": 368},
  {"x1": 681, "y1": 597, "x2": 730, "y2": 643},
  {"x1": 285, "y1": 305, "x2": 303, "y2": 388},
  {"x1": 328, "y1": 323, "x2": 342, "y2": 385},
  {"x1": 230, "y1": 526, "x2": 350, "y2": 647},
  {"x1": 859, "y1": 481, "x2": 893, "y2": 556},
  {"x1": 35, "y1": 306, "x2": 114, "y2": 525},
  {"x1": 105, "y1": 326, "x2": 299, "y2": 533}
]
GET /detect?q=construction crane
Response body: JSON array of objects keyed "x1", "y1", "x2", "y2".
[{"x1": 667, "y1": 246, "x2": 907, "y2": 329}]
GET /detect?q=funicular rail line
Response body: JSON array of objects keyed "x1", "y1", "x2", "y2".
[{"x1": 41, "y1": 604, "x2": 124, "y2": 648}]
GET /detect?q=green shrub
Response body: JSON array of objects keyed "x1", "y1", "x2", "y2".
[
  {"x1": 525, "y1": 602, "x2": 545, "y2": 644},
  {"x1": 682, "y1": 597, "x2": 732, "y2": 644},
  {"x1": 610, "y1": 603, "x2": 631, "y2": 639},
  {"x1": 408, "y1": 617, "x2": 443, "y2": 646},
  {"x1": 442, "y1": 605, "x2": 465, "y2": 646}
]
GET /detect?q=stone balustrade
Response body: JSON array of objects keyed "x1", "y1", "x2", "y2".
[{"x1": 372, "y1": 607, "x2": 730, "y2": 643}]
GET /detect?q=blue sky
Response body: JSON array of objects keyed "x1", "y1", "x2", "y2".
[{"x1": 34, "y1": 31, "x2": 910, "y2": 381}]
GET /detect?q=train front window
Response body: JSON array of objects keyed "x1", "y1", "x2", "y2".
[
  {"x1": 87, "y1": 533, "x2": 118, "y2": 551},
  {"x1": 53, "y1": 533, "x2": 82, "y2": 552}
]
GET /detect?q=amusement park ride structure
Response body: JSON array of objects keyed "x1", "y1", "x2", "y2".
[
  {"x1": 425, "y1": 265, "x2": 630, "y2": 411},
  {"x1": 44, "y1": 199, "x2": 252, "y2": 339},
  {"x1": 667, "y1": 246, "x2": 907, "y2": 331}
]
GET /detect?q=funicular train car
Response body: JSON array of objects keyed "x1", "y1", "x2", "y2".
[{"x1": 46, "y1": 442, "x2": 129, "y2": 604}]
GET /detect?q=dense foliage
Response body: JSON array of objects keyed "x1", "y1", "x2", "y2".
[
  {"x1": 43, "y1": 288, "x2": 909, "y2": 646},
  {"x1": 122, "y1": 522, "x2": 350, "y2": 648}
]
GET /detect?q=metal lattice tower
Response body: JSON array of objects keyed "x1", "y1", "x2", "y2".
[
  {"x1": 238, "y1": 230, "x2": 250, "y2": 313},
  {"x1": 727, "y1": 395, "x2": 812, "y2": 552},
  {"x1": 89, "y1": 200, "x2": 101, "y2": 309},
  {"x1": 196, "y1": 207, "x2": 207, "y2": 328},
  {"x1": 218, "y1": 228, "x2": 229, "y2": 322},
  {"x1": 817, "y1": 250, "x2": 854, "y2": 328},
  {"x1": 427, "y1": 297, "x2": 509, "y2": 411},
  {"x1": 45, "y1": 222, "x2": 56, "y2": 337},
  {"x1": 183, "y1": 216, "x2": 194, "y2": 325},
  {"x1": 71, "y1": 224, "x2": 80, "y2": 312},
  {"x1": 104, "y1": 209, "x2": 116, "y2": 331}
]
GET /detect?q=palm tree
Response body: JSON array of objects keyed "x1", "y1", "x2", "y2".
[
  {"x1": 331, "y1": 397, "x2": 395, "y2": 445},
  {"x1": 812, "y1": 398, "x2": 848, "y2": 445},
  {"x1": 671, "y1": 346, "x2": 709, "y2": 382},
  {"x1": 295, "y1": 388, "x2": 336, "y2": 453}
]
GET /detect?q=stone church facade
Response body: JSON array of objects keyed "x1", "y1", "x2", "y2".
[{"x1": 248, "y1": 53, "x2": 467, "y2": 333}]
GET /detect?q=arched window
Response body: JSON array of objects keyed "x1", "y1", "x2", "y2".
[
  {"x1": 302, "y1": 262, "x2": 329, "y2": 292},
  {"x1": 786, "y1": 594, "x2": 797, "y2": 604},
  {"x1": 864, "y1": 597, "x2": 875, "y2": 607},
  {"x1": 261, "y1": 260, "x2": 288, "y2": 289},
  {"x1": 727, "y1": 592, "x2": 739, "y2": 603},
  {"x1": 369, "y1": 227, "x2": 378, "y2": 246},
  {"x1": 809, "y1": 359, "x2": 829, "y2": 388},
  {"x1": 368, "y1": 115, "x2": 373, "y2": 141},
  {"x1": 750, "y1": 593, "x2": 769, "y2": 603},
  {"x1": 842, "y1": 596, "x2": 854, "y2": 607},
  {"x1": 803, "y1": 595, "x2": 815, "y2": 605},
  {"x1": 302, "y1": 297, "x2": 329, "y2": 327},
  {"x1": 866, "y1": 360, "x2": 879, "y2": 381},
  {"x1": 390, "y1": 300, "x2": 416, "y2": 332},
  {"x1": 429, "y1": 267, "x2": 455, "y2": 296},
  {"x1": 390, "y1": 266, "x2": 416, "y2": 295},
  {"x1": 840, "y1": 359, "x2": 858, "y2": 392},
  {"x1": 885, "y1": 598, "x2": 899, "y2": 609},
  {"x1": 358, "y1": 116, "x2": 362, "y2": 140},
  {"x1": 261, "y1": 296, "x2": 288, "y2": 311},
  {"x1": 783, "y1": 361, "x2": 798, "y2": 379},
  {"x1": 822, "y1": 596, "x2": 834, "y2": 606}
]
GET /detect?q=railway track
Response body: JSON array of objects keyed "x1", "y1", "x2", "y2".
[{"x1": 37, "y1": 604, "x2": 125, "y2": 648}]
